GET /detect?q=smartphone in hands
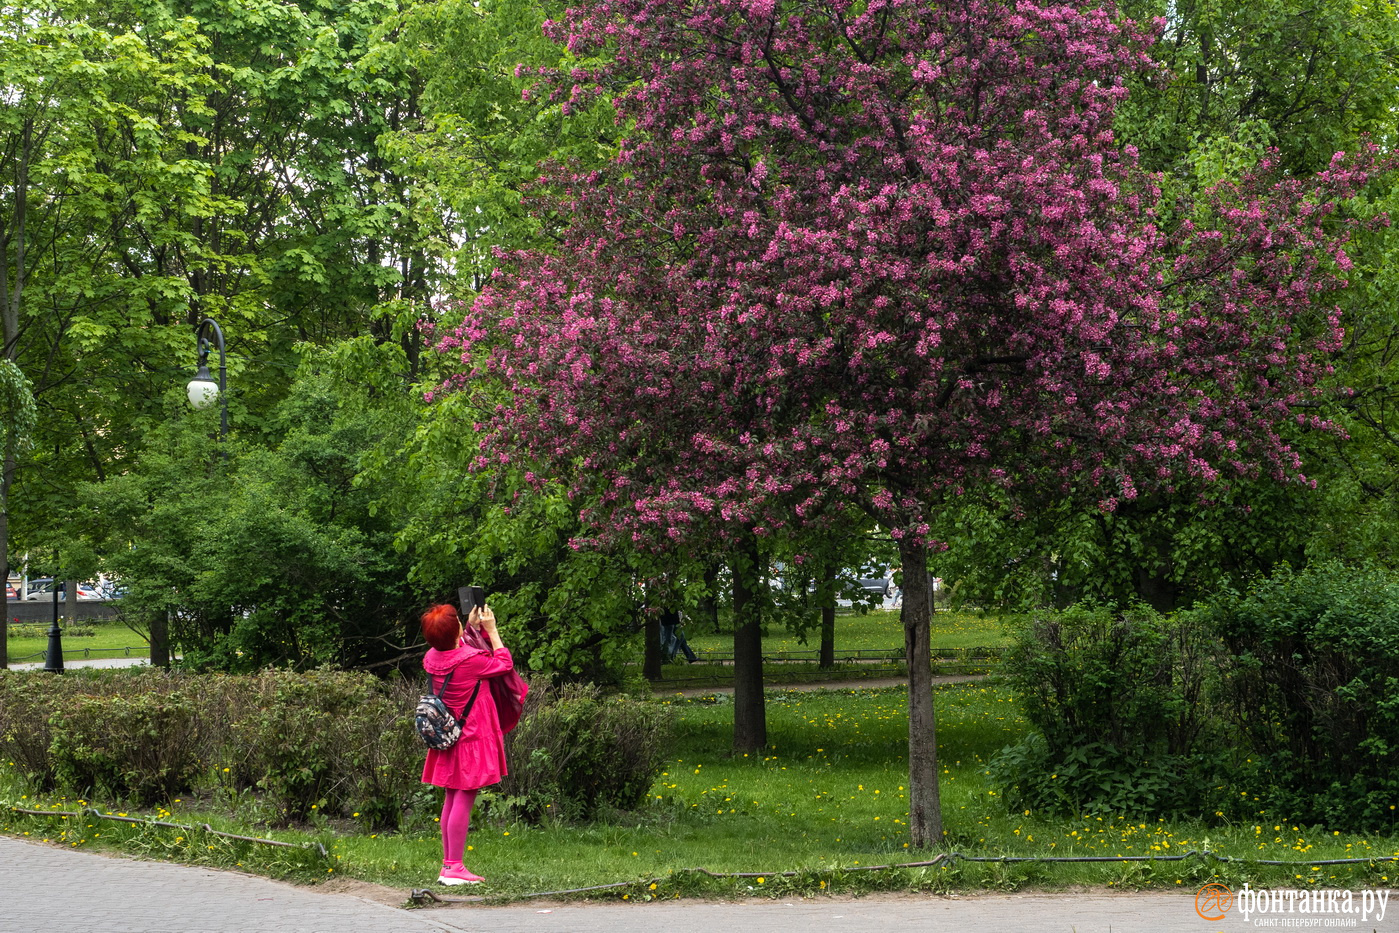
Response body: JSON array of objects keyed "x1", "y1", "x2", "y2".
[{"x1": 457, "y1": 585, "x2": 488, "y2": 617}]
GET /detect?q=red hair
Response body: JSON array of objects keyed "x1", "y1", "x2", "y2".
[{"x1": 421, "y1": 604, "x2": 461, "y2": 651}]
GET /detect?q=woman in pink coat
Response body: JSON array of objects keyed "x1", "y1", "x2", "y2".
[{"x1": 420, "y1": 602, "x2": 516, "y2": 885}]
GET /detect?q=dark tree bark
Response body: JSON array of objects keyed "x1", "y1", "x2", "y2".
[
  {"x1": 819, "y1": 564, "x2": 837, "y2": 669},
  {"x1": 643, "y1": 610, "x2": 663, "y2": 681},
  {"x1": 149, "y1": 610, "x2": 169, "y2": 669},
  {"x1": 819, "y1": 605, "x2": 836, "y2": 669},
  {"x1": 901, "y1": 539, "x2": 943, "y2": 848},
  {"x1": 732, "y1": 533, "x2": 766, "y2": 753},
  {"x1": 699, "y1": 561, "x2": 721, "y2": 633}
]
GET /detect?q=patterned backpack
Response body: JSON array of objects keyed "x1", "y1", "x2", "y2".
[{"x1": 414, "y1": 671, "x2": 482, "y2": 750}]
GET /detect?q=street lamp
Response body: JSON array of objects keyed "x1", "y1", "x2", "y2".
[
  {"x1": 187, "y1": 317, "x2": 227, "y2": 439},
  {"x1": 42, "y1": 580, "x2": 63, "y2": 673}
]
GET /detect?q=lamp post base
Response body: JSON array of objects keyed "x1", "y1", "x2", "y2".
[
  {"x1": 43, "y1": 589, "x2": 62, "y2": 672},
  {"x1": 42, "y1": 624, "x2": 63, "y2": 672}
]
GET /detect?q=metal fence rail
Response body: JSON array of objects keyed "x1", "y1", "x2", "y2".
[
  {"x1": 690, "y1": 646, "x2": 1005, "y2": 664},
  {"x1": 9, "y1": 645, "x2": 148, "y2": 664}
]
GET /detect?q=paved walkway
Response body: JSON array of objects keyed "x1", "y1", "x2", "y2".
[
  {"x1": 3, "y1": 836, "x2": 1396, "y2": 933},
  {"x1": 8, "y1": 655, "x2": 152, "y2": 671}
]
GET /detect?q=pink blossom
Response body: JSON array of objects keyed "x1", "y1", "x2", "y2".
[{"x1": 430, "y1": 0, "x2": 1382, "y2": 550}]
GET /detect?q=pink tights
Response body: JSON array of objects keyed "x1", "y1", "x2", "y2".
[{"x1": 440, "y1": 787, "x2": 478, "y2": 865}]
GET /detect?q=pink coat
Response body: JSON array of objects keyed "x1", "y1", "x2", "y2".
[{"x1": 421, "y1": 640, "x2": 516, "y2": 791}]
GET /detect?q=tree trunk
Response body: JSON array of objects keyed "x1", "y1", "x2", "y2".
[
  {"x1": 699, "y1": 561, "x2": 721, "y2": 633},
  {"x1": 0, "y1": 122, "x2": 30, "y2": 671},
  {"x1": 819, "y1": 609, "x2": 836, "y2": 672},
  {"x1": 643, "y1": 610, "x2": 663, "y2": 681},
  {"x1": 65, "y1": 578, "x2": 77, "y2": 626},
  {"x1": 149, "y1": 610, "x2": 169, "y2": 669},
  {"x1": 731, "y1": 534, "x2": 766, "y2": 753},
  {"x1": 901, "y1": 539, "x2": 943, "y2": 848},
  {"x1": 819, "y1": 565, "x2": 836, "y2": 669},
  {"x1": 0, "y1": 498, "x2": 7, "y2": 671}
]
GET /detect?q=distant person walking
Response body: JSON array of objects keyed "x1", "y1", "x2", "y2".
[
  {"x1": 659, "y1": 609, "x2": 698, "y2": 663},
  {"x1": 419, "y1": 602, "x2": 517, "y2": 886}
]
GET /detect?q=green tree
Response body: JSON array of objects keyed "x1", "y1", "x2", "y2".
[
  {"x1": 935, "y1": 0, "x2": 1399, "y2": 609},
  {"x1": 17, "y1": 0, "x2": 459, "y2": 613},
  {"x1": 95, "y1": 342, "x2": 420, "y2": 670},
  {"x1": 1118, "y1": 0, "x2": 1399, "y2": 177},
  {"x1": 1, "y1": 0, "x2": 225, "y2": 644},
  {"x1": 380, "y1": 0, "x2": 619, "y2": 289}
]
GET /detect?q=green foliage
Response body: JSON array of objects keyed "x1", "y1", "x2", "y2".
[
  {"x1": 94, "y1": 350, "x2": 420, "y2": 671},
  {"x1": 2, "y1": 0, "x2": 455, "y2": 606},
  {"x1": 376, "y1": 379, "x2": 667, "y2": 682},
  {"x1": 0, "y1": 671, "x2": 62, "y2": 785},
  {"x1": 1117, "y1": 0, "x2": 1399, "y2": 177},
  {"x1": 223, "y1": 669, "x2": 419, "y2": 827},
  {"x1": 991, "y1": 605, "x2": 1226, "y2": 818},
  {"x1": 0, "y1": 668, "x2": 421, "y2": 829},
  {"x1": 380, "y1": 0, "x2": 619, "y2": 286},
  {"x1": 1201, "y1": 562, "x2": 1399, "y2": 831},
  {"x1": 494, "y1": 681, "x2": 674, "y2": 823},
  {"x1": 48, "y1": 692, "x2": 202, "y2": 806},
  {"x1": 935, "y1": 481, "x2": 1316, "y2": 613}
]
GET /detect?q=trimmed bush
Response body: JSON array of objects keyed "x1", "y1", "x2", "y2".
[
  {"x1": 0, "y1": 668, "x2": 674, "y2": 832},
  {"x1": 0, "y1": 671, "x2": 64, "y2": 787},
  {"x1": 0, "y1": 669, "x2": 192, "y2": 789},
  {"x1": 48, "y1": 693, "x2": 202, "y2": 805},
  {"x1": 226, "y1": 669, "x2": 394, "y2": 823},
  {"x1": 0, "y1": 668, "x2": 420, "y2": 826},
  {"x1": 497, "y1": 682, "x2": 674, "y2": 823}
]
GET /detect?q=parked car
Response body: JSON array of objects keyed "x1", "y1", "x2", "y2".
[
  {"x1": 857, "y1": 574, "x2": 894, "y2": 597},
  {"x1": 23, "y1": 579, "x2": 103, "y2": 600}
]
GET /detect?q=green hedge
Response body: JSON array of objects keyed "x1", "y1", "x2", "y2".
[
  {"x1": 496, "y1": 682, "x2": 674, "y2": 823},
  {"x1": 0, "y1": 668, "x2": 674, "y2": 831}
]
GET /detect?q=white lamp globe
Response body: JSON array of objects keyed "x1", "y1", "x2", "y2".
[{"x1": 187, "y1": 367, "x2": 219, "y2": 410}]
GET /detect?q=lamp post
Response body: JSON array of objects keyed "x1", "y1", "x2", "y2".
[
  {"x1": 187, "y1": 317, "x2": 227, "y2": 439},
  {"x1": 42, "y1": 577, "x2": 63, "y2": 673},
  {"x1": 165, "y1": 316, "x2": 228, "y2": 671}
]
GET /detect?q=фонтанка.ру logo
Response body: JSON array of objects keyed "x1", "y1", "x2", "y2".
[{"x1": 1195, "y1": 882, "x2": 1391, "y2": 927}]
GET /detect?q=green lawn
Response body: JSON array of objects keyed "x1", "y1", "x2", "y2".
[
  {"x1": 6, "y1": 681, "x2": 1397, "y2": 899},
  {"x1": 4, "y1": 620, "x2": 147, "y2": 666},
  {"x1": 684, "y1": 609, "x2": 1008, "y2": 656},
  {"x1": 660, "y1": 610, "x2": 1007, "y2": 684}
]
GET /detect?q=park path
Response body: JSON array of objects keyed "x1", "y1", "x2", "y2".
[
  {"x1": 8, "y1": 655, "x2": 152, "y2": 671},
  {"x1": 4, "y1": 836, "x2": 1396, "y2": 933},
  {"x1": 651, "y1": 672, "x2": 983, "y2": 697}
]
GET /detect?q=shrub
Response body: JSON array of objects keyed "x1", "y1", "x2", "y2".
[
  {"x1": 0, "y1": 669, "x2": 191, "y2": 789},
  {"x1": 48, "y1": 692, "x2": 202, "y2": 805},
  {"x1": 226, "y1": 669, "x2": 412, "y2": 825},
  {"x1": 990, "y1": 604, "x2": 1228, "y2": 817},
  {"x1": 496, "y1": 681, "x2": 674, "y2": 823},
  {"x1": 344, "y1": 677, "x2": 422, "y2": 832},
  {"x1": 0, "y1": 668, "x2": 675, "y2": 832},
  {"x1": 0, "y1": 671, "x2": 63, "y2": 787},
  {"x1": 1202, "y1": 562, "x2": 1399, "y2": 831}
]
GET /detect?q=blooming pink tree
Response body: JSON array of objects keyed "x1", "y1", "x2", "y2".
[{"x1": 435, "y1": 0, "x2": 1378, "y2": 846}]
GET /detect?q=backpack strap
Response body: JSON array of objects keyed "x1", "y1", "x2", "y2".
[
  {"x1": 432, "y1": 668, "x2": 483, "y2": 725},
  {"x1": 431, "y1": 670, "x2": 454, "y2": 697},
  {"x1": 456, "y1": 678, "x2": 483, "y2": 724}
]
